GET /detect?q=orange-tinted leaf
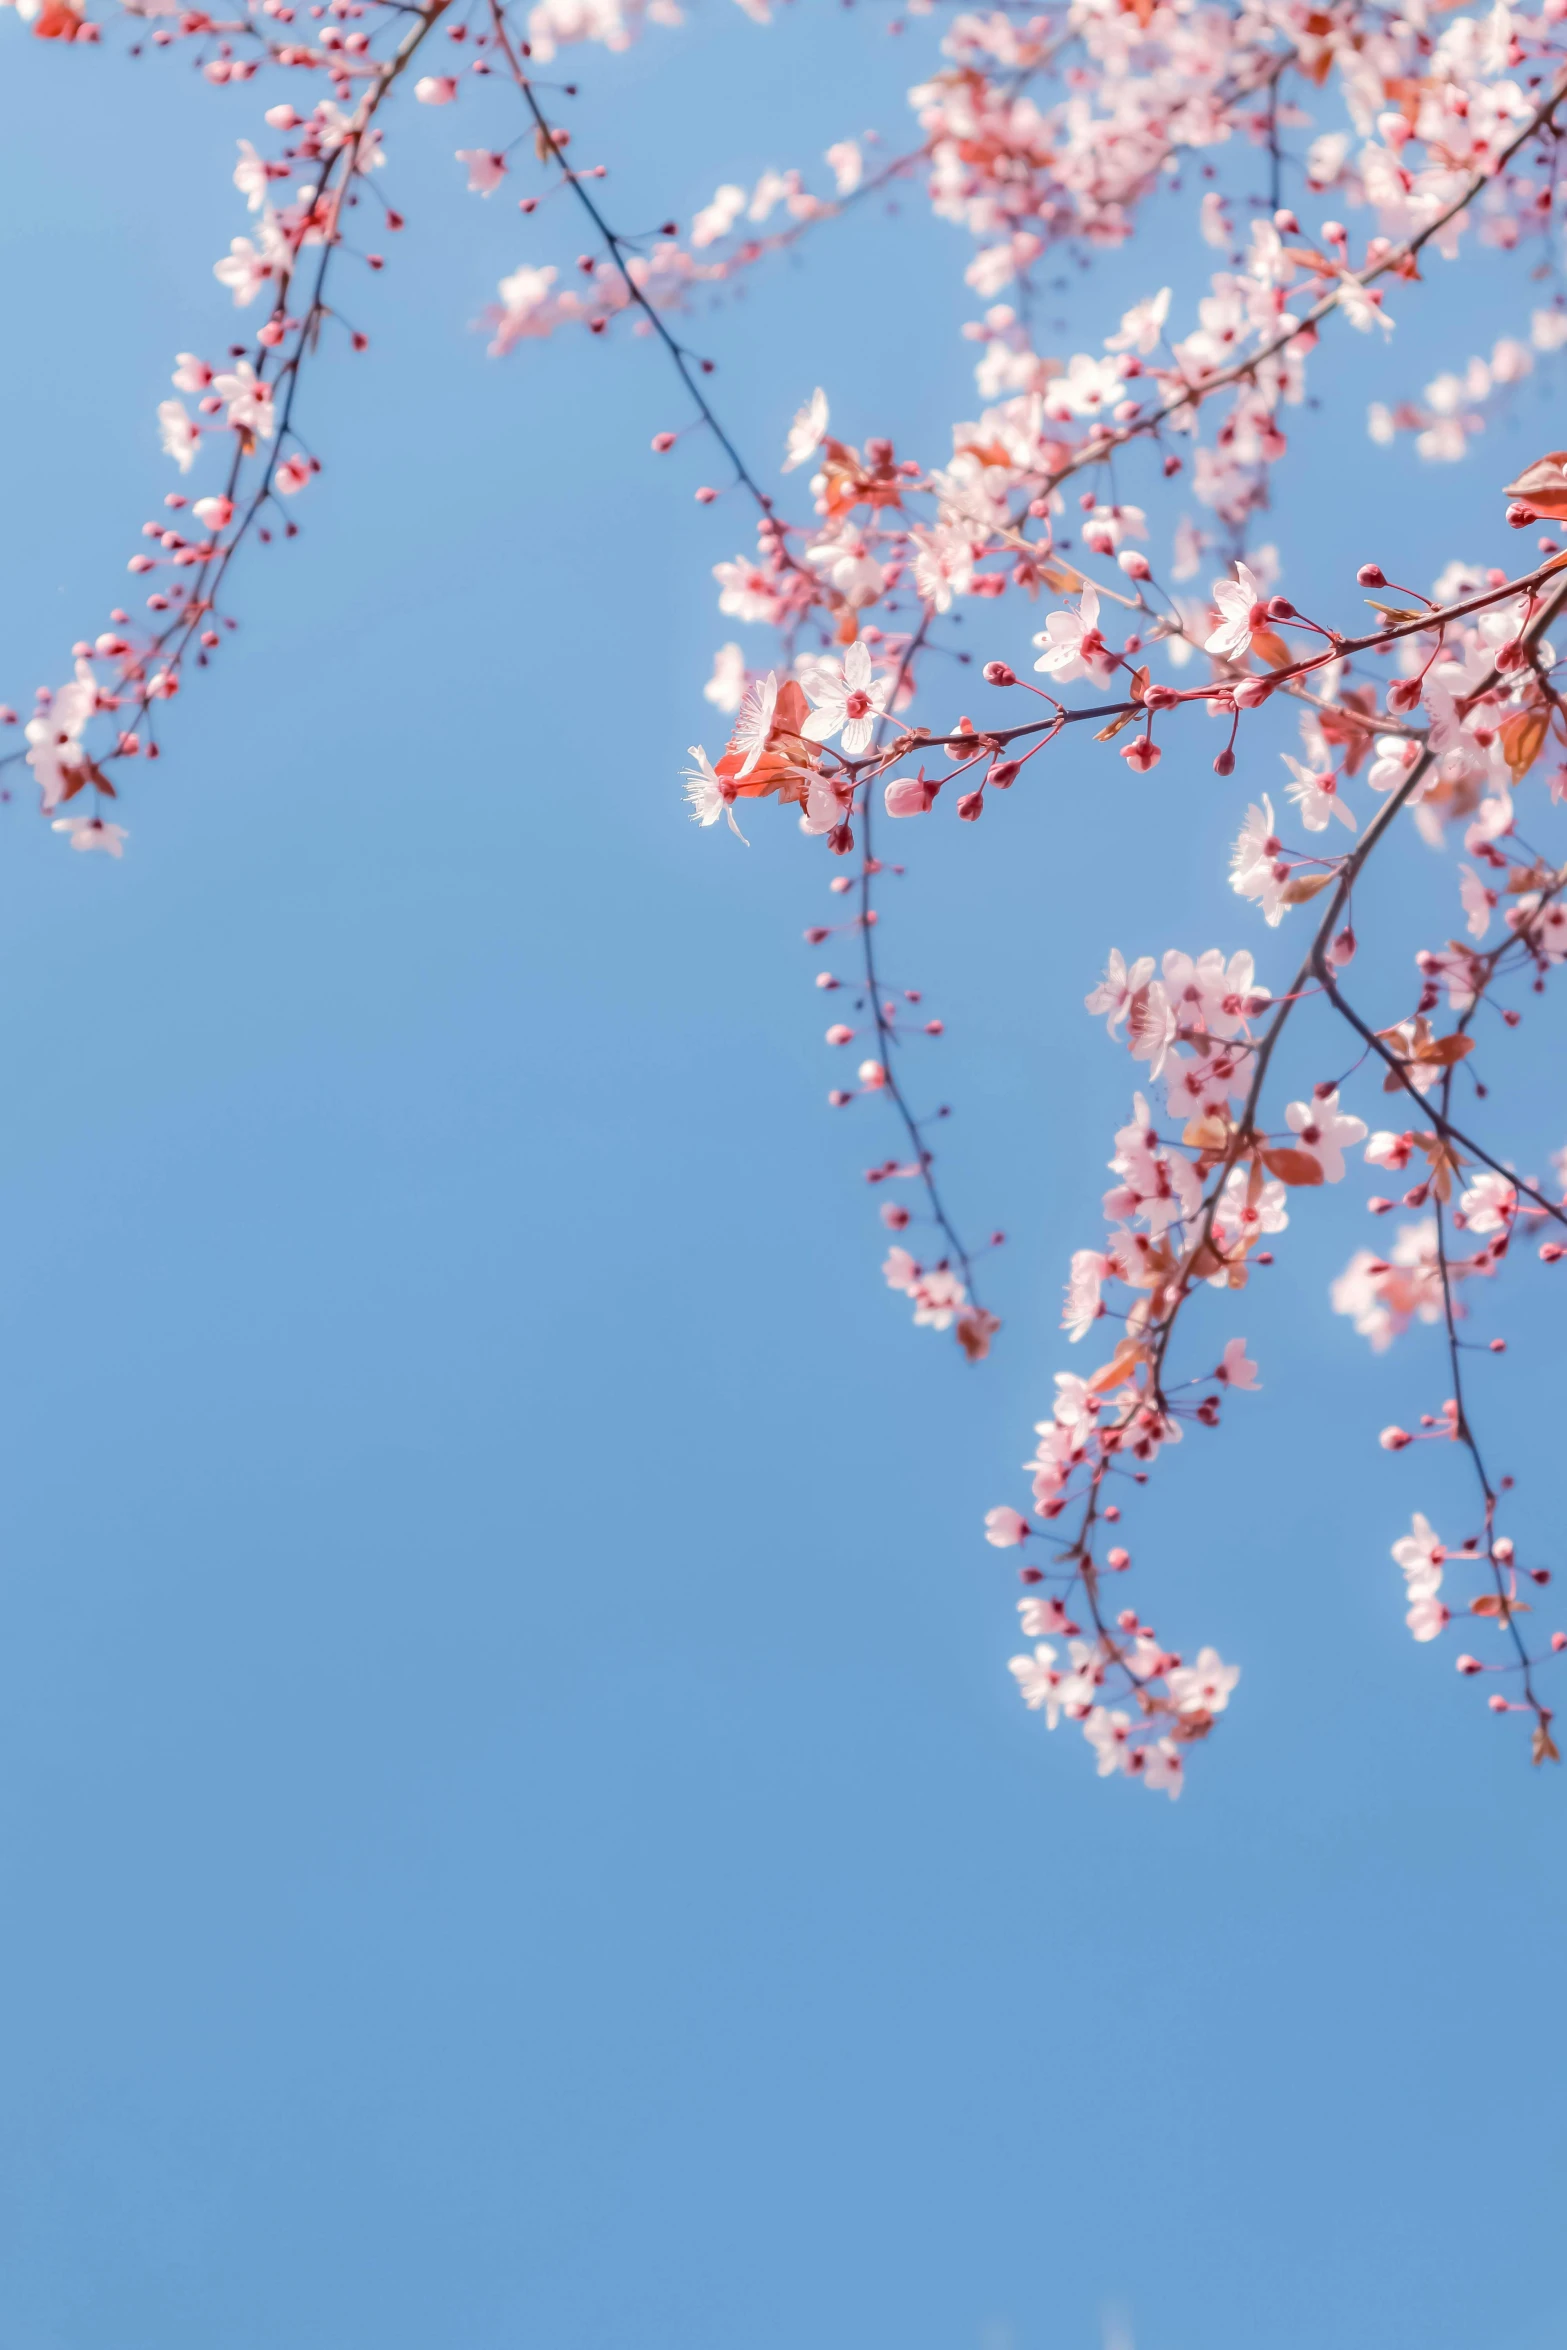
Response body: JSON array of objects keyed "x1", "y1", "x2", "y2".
[
  {"x1": 1470, "y1": 1592, "x2": 1530, "y2": 1619},
  {"x1": 1532, "y1": 1724, "x2": 1561, "y2": 1766},
  {"x1": 1281, "y1": 871, "x2": 1334, "y2": 905},
  {"x1": 1502, "y1": 449, "x2": 1567, "y2": 521},
  {"x1": 1250, "y1": 628, "x2": 1293, "y2": 670},
  {"x1": 1499, "y1": 705, "x2": 1549, "y2": 782},
  {"x1": 1418, "y1": 1032, "x2": 1474, "y2": 1067},
  {"x1": 1262, "y1": 1147, "x2": 1325, "y2": 1186},
  {"x1": 1094, "y1": 708, "x2": 1139, "y2": 742}
]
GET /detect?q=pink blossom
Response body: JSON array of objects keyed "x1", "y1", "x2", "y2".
[
  {"x1": 456, "y1": 149, "x2": 508, "y2": 195},
  {"x1": 985, "y1": 1506, "x2": 1029, "y2": 1547},
  {"x1": 1032, "y1": 584, "x2": 1113, "y2": 686},
  {"x1": 800, "y1": 643, "x2": 889, "y2": 755},
  {"x1": 1284, "y1": 1089, "x2": 1366, "y2": 1183},
  {"x1": 1205, "y1": 562, "x2": 1268, "y2": 662}
]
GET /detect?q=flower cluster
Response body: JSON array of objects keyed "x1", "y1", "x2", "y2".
[{"x1": 9, "y1": 0, "x2": 1567, "y2": 1791}]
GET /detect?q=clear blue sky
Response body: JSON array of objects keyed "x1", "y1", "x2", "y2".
[{"x1": 0, "y1": 16, "x2": 1563, "y2": 2349}]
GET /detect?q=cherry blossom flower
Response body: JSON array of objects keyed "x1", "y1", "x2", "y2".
[
  {"x1": 800, "y1": 643, "x2": 889, "y2": 755},
  {"x1": 1229, "y1": 796, "x2": 1290, "y2": 925},
  {"x1": 1281, "y1": 752, "x2": 1356, "y2": 833},
  {"x1": 825, "y1": 141, "x2": 861, "y2": 196},
  {"x1": 1032, "y1": 584, "x2": 1113, "y2": 685},
  {"x1": 682, "y1": 745, "x2": 748, "y2": 841},
  {"x1": 1332, "y1": 1222, "x2": 1446, "y2": 1350},
  {"x1": 704, "y1": 643, "x2": 745, "y2": 715},
  {"x1": 984, "y1": 1506, "x2": 1029, "y2": 1547},
  {"x1": 158, "y1": 398, "x2": 200, "y2": 473},
  {"x1": 1009, "y1": 1642, "x2": 1065, "y2": 1724},
  {"x1": 456, "y1": 149, "x2": 508, "y2": 194},
  {"x1": 729, "y1": 671, "x2": 778, "y2": 777},
  {"x1": 781, "y1": 387, "x2": 829, "y2": 473},
  {"x1": 1284, "y1": 1090, "x2": 1366, "y2": 1183},
  {"x1": 51, "y1": 815, "x2": 126, "y2": 858},
  {"x1": 1084, "y1": 949, "x2": 1154, "y2": 1037},
  {"x1": 212, "y1": 360, "x2": 274, "y2": 439},
  {"x1": 1083, "y1": 1705, "x2": 1134, "y2": 1776},
  {"x1": 1167, "y1": 1647, "x2": 1239, "y2": 1716},
  {"x1": 1204, "y1": 562, "x2": 1267, "y2": 663},
  {"x1": 1061, "y1": 1248, "x2": 1107, "y2": 1342},
  {"x1": 1216, "y1": 1337, "x2": 1258, "y2": 1389},
  {"x1": 1459, "y1": 1171, "x2": 1516, "y2": 1233}
]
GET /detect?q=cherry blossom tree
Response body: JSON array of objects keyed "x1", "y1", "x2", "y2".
[{"x1": 6, "y1": 0, "x2": 1567, "y2": 1794}]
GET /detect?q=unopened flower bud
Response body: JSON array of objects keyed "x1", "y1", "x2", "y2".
[
  {"x1": 987, "y1": 759, "x2": 1020, "y2": 789},
  {"x1": 982, "y1": 661, "x2": 1016, "y2": 686},
  {"x1": 957, "y1": 789, "x2": 985, "y2": 821},
  {"x1": 1212, "y1": 747, "x2": 1235, "y2": 776},
  {"x1": 1356, "y1": 562, "x2": 1385, "y2": 587},
  {"x1": 884, "y1": 775, "x2": 936, "y2": 818},
  {"x1": 1106, "y1": 1546, "x2": 1131, "y2": 1570},
  {"x1": 1142, "y1": 683, "x2": 1179, "y2": 712},
  {"x1": 1233, "y1": 676, "x2": 1272, "y2": 708},
  {"x1": 1266, "y1": 595, "x2": 1296, "y2": 619},
  {"x1": 1507, "y1": 501, "x2": 1537, "y2": 529},
  {"x1": 1118, "y1": 549, "x2": 1152, "y2": 580},
  {"x1": 1379, "y1": 1425, "x2": 1413, "y2": 1450},
  {"x1": 651, "y1": 432, "x2": 676, "y2": 452},
  {"x1": 1120, "y1": 736, "x2": 1161, "y2": 771},
  {"x1": 1455, "y1": 1653, "x2": 1483, "y2": 1674},
  {"x1": 1329, "y1": 925, "x2": 1356, "y2": 967}
]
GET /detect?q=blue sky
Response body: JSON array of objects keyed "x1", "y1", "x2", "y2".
[{"x1": 0, "y1": 13, "x2": 1564, "y2": 2348}]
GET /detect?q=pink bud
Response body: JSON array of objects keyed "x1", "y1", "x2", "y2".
[
  {"x1": 1120, "y1": 736, "x2": 1161, "y2": 771},
  {"x1": 884, "y1": 775, "x2": 936, "y2": 818},
  {"x1": 1553, "y1": 1632, "x2": 1567, "y2": 1653},
  {"x1": 924, "y1": 1019, "x2": 944, "y2": 1036},
  {"x1": 1379, "y1": 1425, "x2": 1413, "y2": 1450},
  {"x1": 694, "y1": 486, "x2": 717, "y2": 504},
  {"x1": 982, "y1": 661, "x2": 1016, "y2": 686},
  {"x1": 956, "y1": 790, "x2": 985, "y2": 822},
  {"x1": 1356, "y1": 562, "x2": 1385, "y2": 587},
  {"x1": 987, "y1": 759, "x2": 1020, "y2": 789},
  {"x1": 1488, "y1": 1693, "x2": 1510, "y2": 1712},
  {"x1": 814, "y1": 971, "x2": 839, "y2": 989},
  {"x1": 651, "y1": 432, "x2": 676, "y2": 452},
  {"x1": 1455, "y1": 1653, "x2": 1483, "y2": 1675},
  {"x1": 1106, "y1": 1547, "x2": 1131, "y2": 1571},
  {"x1": 828, "y1": 1089, "x2": 852, "y2": 1108},
  {"x1": 1118, "y1": 549, "x2": 1151, "y2": 581},
  {"x1": 858, "y1": 1059, "x2": 887, "y2": 1090},
  {"x1": 1212, "y1": 747, "x2": 1235, "y2": 776},
  {"x1": 984, "y1": 1506, "x2": 1030, "y2": 1548},
  {"x1": 825, "y1": 1024, "x2": 853, "y2": 1046},
  {"x1": 1507, "y1": 501, "x2": 1537, "y2": 530},
  {"x1": 881, "y1": 1201, "x2": 910, "y2": 1231},
  {"x1": 414, "y1": 74, "x2": 458, "y2": 102},
  {"x1": 1232, "y1": 677, "x2": 1272, "y2": 709}
]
